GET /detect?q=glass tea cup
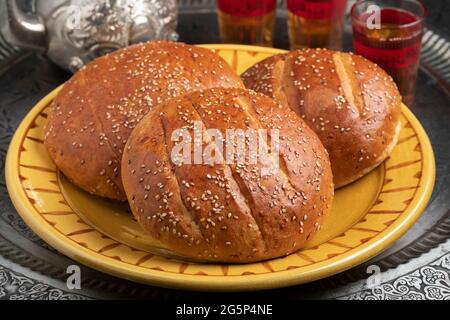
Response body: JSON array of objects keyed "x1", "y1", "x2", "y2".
[
  {"x1": 351, "y1": 0, "x2": 426, "y2": 105},
  {"x1": 217, "y1": 0, "x2": 277, "y2": 47},
  {"x1": 287, "y1": 0, "x2": 348, "y2": 50}
]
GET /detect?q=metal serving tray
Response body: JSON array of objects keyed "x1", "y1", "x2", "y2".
[{"x1": 0, "y1": 0, "x2": 448, "y2": 299}]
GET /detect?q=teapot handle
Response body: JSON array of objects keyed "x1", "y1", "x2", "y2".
[{"x1": 0, "y1": 0, "x2": 47, "y2": 52}]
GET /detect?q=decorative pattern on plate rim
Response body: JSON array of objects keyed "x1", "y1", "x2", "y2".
[{"x1": 17, "y1": 79, "x2": 422, "y2": 277}]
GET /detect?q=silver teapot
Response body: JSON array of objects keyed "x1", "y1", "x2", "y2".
[{"x1": 0, "y1": 0, "x2": 178, "y2": 72}]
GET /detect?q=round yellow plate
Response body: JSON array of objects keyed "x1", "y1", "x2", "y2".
[{"x1": 5, "y1": 44, "x2": 436, "y2": 291}]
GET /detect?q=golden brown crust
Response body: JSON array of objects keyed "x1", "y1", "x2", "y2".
[
  {"x1": 122, "y1": 88, "x2": 333, "y2": 263},
  {"x1": 241, "y1": 48, "x2": 402, "y2": 188},
  {"x1": 44, "y1": 41, "x2": 244, "y2": 200}
]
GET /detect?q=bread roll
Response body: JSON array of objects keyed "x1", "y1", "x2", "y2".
[
  {"x1": 122, "y1": 87, "x2": 333, "y2": 263},
  {"x1": 242, "y1": 49, "x2": 402, "y2": 188},
  {"x1": 44, "y1": 41, "x2": 244, "y2": 200}
]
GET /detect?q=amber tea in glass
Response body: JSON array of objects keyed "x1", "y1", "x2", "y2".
[
  {"x1": 287, "y1": 0, "x2": 348, "y2": 50},
  {"x1": 217, "y1": 0, "x2": 277, "y2": 47},
  {"x1": 351, "y1": 0, "x2": 425, "y2": 105}
]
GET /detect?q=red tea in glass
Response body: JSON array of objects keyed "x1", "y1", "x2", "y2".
[
  {"x1": 351, "y1": 0, "x2": 426, "y2": 105},
  {"x1": 287, "y1": 0, "x2": 348, "y2": 50},
  {"x1": 217, "y1": 0, "x2": 277, "y2": 47}
]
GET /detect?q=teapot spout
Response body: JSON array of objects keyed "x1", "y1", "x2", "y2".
[{"x1": 0, "y1": 0, "x2": 47, "y2": 52}]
